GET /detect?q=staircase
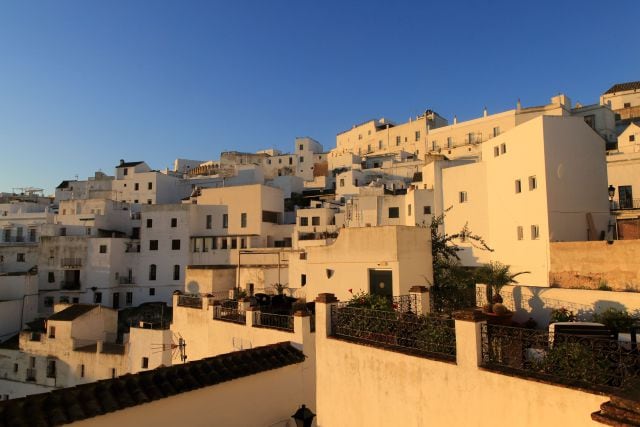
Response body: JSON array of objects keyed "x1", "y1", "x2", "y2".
[{"x1": 592, "y1": 387, "x2": 640, "y2": 426}]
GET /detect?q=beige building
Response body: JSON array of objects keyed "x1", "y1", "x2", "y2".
[{"x1": 600, "y1": 80, "x2": 640, "y2": 123}]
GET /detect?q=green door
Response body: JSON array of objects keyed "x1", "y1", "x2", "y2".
[{"x1": 369, "y1": 270, "x2": 393, "y2": 298}]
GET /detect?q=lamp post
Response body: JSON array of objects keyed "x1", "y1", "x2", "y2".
[
  {"x1": 292, "y1": 404, "x2": 315, "y2": 427},
  {"x1": 608, "y1": 185, "x2": 616, "y2": 210}
]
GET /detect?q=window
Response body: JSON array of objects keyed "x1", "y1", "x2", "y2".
[
  {"x1": 299, "y1": 144, "x2": 304, "y2": 150},
  {"x1": 493, "y1": 127, "x2": 500, "y2": 137},
  {"x1": 171, "y1": 218, "x2": 177, "y2": 228},
  {"x1": 240, "y1": 238, "x2": 246, "y2": 249},
  {"x1": 149, "y1": 264, "x2": 156, "y2": 281},
  {"x1": 46, "y1": 360, "x2": 56, "y2": 378},
  {"x1": 146, "y1": 219, "x2": 153, "y2": 228},
  {"x1": 48, "y1": 272, "x2": 55, "y2": 283},
  {"x1": 367, "y1": 144, "x2": 371, "y2": 152},
  {"x1": 148, "y1": 182, "x2": 153, "y2": 190},
  {"x1": 300, "y1": 156, "x2": 304, "y2": 163},
  {"x1": 171, "y1": 239, "x2": 181, "y2": 250},
  {"x1": 222, "y1": 214, "x2": 228, "y2": 228},
  {"x1": 311, "y1": 216, "x2": 320, "y2": 226},
  {"x1": 289, "y1": 157, "x2": 292, "y2": 165},
  {"x1": 624, "y1": 102, "x2": 631, "y2": 108},
  {"x1": 206, "y1": 215, "x2": 212, "y2": 229},
  {"x1": 423, "y1": 206, "x2": 432, "y2": 215},
  {"x1": 515, "y1": 179, "x2": 522, "y2": 193},
  {"x1": 123, "y1": 168, "x2": 128, "y2": 176},
  {"x1": 241, "y1": 213, "x2": 247, "y2": 228},
  {"x1": 528, "y1": 176, "x2": 537, "y2": 191},
  {"x1": 301, "y1": 274, "x2": 307, "y2": 287},
  {"x1": 99, "y1": 245, "x2": 107, "y2": 254},
  {"x1": 396, "y1": 136, "x2": 401, "y2": 146},
  {"x1": 29, "y1": 228, "x2": 36, "y2": 242},
  {"x1": 86, "y1": 227, "x2": 92, "y2": 236},
  {"x1": 408, "y1": 204, "x2": 412, "y2": 216},
  {"x1": 583, "y1": 115, "x2": 596, "y2": 129},
  {"x1": 531, "y1": 225, "x2": 540, "y2": 240},
  {"x1": 388, "y1": 207, "x2": 400, "y2": 218},
  {"x1": 2, "y1": 229, "x2": 10, "y2": 242},
  {"x1": 126, "y1": 292, "x2": 133, "y2": 306},
  {"x1": 221, "y1": 239, "x2": 228, "y2": 249},
  {"x1": 517, "y1": 226, "x2": 524, "y2": 241},
  {"x1": 340, "y1": 179, "x2": 345, "y2": 187},
  {"x1": 149, "y1": 288, "x2": 155, "y2": 296},
  {"x1": 141, "y1": 357, "x2": 149, "y2": 369},
  {"x1": 147, "y1": 199, "x2": 152, "y2": 205},
  {"x1": 173, "y1": 265, "x2": 180, "y2": 280},
  {"x1": 134, "y1": 183, "x2": 139, "y2": 191},
  {"x1": 49, "y1": 326, "x2": 56, "y2": 339},
  {"x1": 17, "y1": 253, "x2": 25, "y2": 262},
  {"x1": 300, "y1": 217, "x2": 309, "y2": 226},
  {"x1": 631, "y1": 135, "x2": 636, "y2": 142},
  {"x1": 493, "y1": 146, "x2": 500, "y2": 157},
  {"x1": 447, "y1": 137, "x2": 453, "y2": 148},
  {"x1": 231, "y1": 238, "x2": 237, "y2": 249},
  {"x1": 432, "y1": 141, "x2": 437, "y2": 151},
  {"x1": 500, "y1": 143, "x2": 506, "y2": 154},
  {"x1": 94, "y1": 292, "x2": 102, "y2": 303},
  {"x1": 149, "y1": 240, "x2": 158, "y2": 250},
  {"x1": 415, "y1": 131, "x2": 421, "y2": 141},
  {"x1": 60, "y1": 227, "x2": 66, "y2": 236},
  {"x1": 80, "y1": 364, "x2": 85, "y2": 378}
]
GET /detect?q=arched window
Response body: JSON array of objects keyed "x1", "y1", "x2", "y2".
[{"x1": 149, "y1": 264, "x2": 156, "y2": 281}]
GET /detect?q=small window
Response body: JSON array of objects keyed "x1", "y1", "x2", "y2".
[
  {"x1": 94, "y1": 292, "x2": 102, "y2": 303},
  {"x1": 99, "y1": 245, "x2": 107, "y2": 254},
  {"x1": 388, "y1": 207, "x2": 400, "y2": 218},
  {"x1": 141, "y1": 357, "x2": 149, "y2": 369},
  {"x1": 423, "y1": 206, "x2": 432, "y2": 215},
  {"x1": 300, "y1": 156, "x2": 304, "y2": 163},
  {"x1": 171, "y1": 239, "x2": 181, "y2": 250},
  {"x1": 500, "y1": 143, "x2": 506, "y2": 154},
  {"x1": 447, "y1": 137, "x2": 453, "y2": 148},
  {"x1": 531, "y1": 225, "x2": 540, "y2": 240},
  {"x1": 173, "y1": 265, "x2": 180, "y2": 281},
  {"x1": 300, "y1": 252, "x2": 307, "y2": 260},
  {"x1": 149, "y1": 264, "x2": 157, "y2": 281},
  {"x1": 149, "y1": 240, "x2": 158, "y2": 250},
  {"x1": 301, "y1": 274, "x2": 307, "y2": 287},
  {"x1": 300, "y1": 217, "x2": 309, "y2": 226},
  {"x1": 624, "y1": 102, "x2": 631, "y2": 108},
  {"x1": 340, "y1": 178, "x2": 345, "y2": 187},
  {"x1": 378, "y1": 140, "x2": 382, "y2": 149},
  {"x1": 231, "y1": 238, "x2": 237, "y2": 249},
  {"x1": 493, "y1": 127, "x2": 500, "y2": 137},
  {"x1": 80, "y1": 364, "x2": 85, "y2": 378},
  {"x1": 146, "y1": 219, "x2": 153, "y2": 228},
  {"x1": 206, "y1": 214, "x2": 212, "y2": 229},
  {"x1": 147, "y1": 199, "x2": 152, "y2": 205},
  {"x1": 241, "y1": 213, "x2": 247, "y2": 228},
  {"x1": 126, "y1": 292, "x2": 133, "y2": 306},
  {"x1": 17, "y1": 253, "x2": 25, "y2": 262},
  {"x1": 515, "y1": 180, "x2": 522, "y2": 194},
  {"x1": 631, "y1": 135, "x2": 636, "y2": 142},
  {"x1": 222, "y1": 214, "x2": 228, "y2": 229},
  {"x1": 311, "y1": 216, "x2": 320, "y2": 226},
  {"x1": 396, "y1": 136, "x2": 401, "y2": 146},
  {"x1": 240, "y1": 238, "x2": 246, "y2": 249},
  {"x1": 134, "y1": 183, "x2": 139, "y2": 191},
  {"x1": 48, "y1": 272, "x2": 55, "y2": 283},
  {"x1": 148, "y1": 182, "x2": 153, "y2": 190},
  {"x1": 459, "y1": 191, "x2": 468, "y2": 203},
  {"x1": 415, "y1": 131, "x2": 420, "y2": 141},
  {"x1": 123, "y1": 168, "x2": 128, "y2": 176},
  {"x1": 529, "y1": 176, "x2": 537, "y2": 191},
  {"x1": 149, "y1": 287, "x2": 155, "y2": 296},
  {"x1": 431, "y1": 141, "x2": 437, "y2": 151},
  {"x1": 13, "y1": 363, "x2": 18, "y2": 373},
  {"x1": 493, "y1": 146, "x2": 500, "y2": 157},
  {"x1": 221, "y1": 239, "x2": 228, "y2": 249},
  {"x1": 171, "y1": 218, "x2": 177, "y2": 228},
  {"x1": 517, "y1": 226, "x2": 524, "y2": 241},
  {"x1": 49, "y1": 326, "x2": 56, "y2": 339}
]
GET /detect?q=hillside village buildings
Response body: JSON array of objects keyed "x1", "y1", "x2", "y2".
[{"x1": 2, "y1": 81, "x2": 640, "y2": 425}]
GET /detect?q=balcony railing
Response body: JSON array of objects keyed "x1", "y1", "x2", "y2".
[
  {"x1": 213, "y1": 305, "x2": 246, "y2": 324},
  {"x1": 480, "y1": 323, "x2": 640, "y2": 393},
  {"x1": 177, "y1": 295, "x2": 203, "y2": 309},
  {"x1": 119, "y1": 276, "x2": 135, "y2": 285},
  {"x1": 61, "y1": 258, "x2": 82, "y2": 268},
  {"x1": 613, "y1": 198, "x2": 640, "y2": 210},
  {"x1": 330, "y1": 304, "x2": 456, "y2": 362},
  {"x1": 253, "y1": 312, "x2": 294, "y2": 332}
]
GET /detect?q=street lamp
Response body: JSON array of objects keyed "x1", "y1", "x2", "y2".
[
  {"x1": 292, "y1": 404, "x2": 315, "y2": 427},
  {"x1": 608, "y1": 185, "x2": 616, "y2": 210}
]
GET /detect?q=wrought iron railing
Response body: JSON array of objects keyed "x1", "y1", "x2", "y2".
[
  {"x1": 429, "y1": 285, "x2": 477, "y2": 315},
  {"x1": 61, "y1": 258, "x2": 82, "y2": 268},
  {"x1": 614, "y1": 198, "x2": 640, "y2": 210},
  {"x1": 213, "y1": 305, "x2": 246, "y2": 324},
  {"x1": 177, "y1": 295, "x2": 202, "y2": 309},
  {"x1": 481, "y1": 323, "x2": 640, "y2": 392},
  {"x1": 330, "y1": 304, "x2": 456, "y2": 361},
  {"x1": 254, "y1": 312, "x2": 294, "y2": 332}
]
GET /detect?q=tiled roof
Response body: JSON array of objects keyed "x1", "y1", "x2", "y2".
[
  {"x1": 47, "y1": 305, "x2": 98, "y2": 322},
  {"x1": 115, "y1": 161, "x2": 143, "y2": 168},
  {"x1": 604, "y1": 81, "x2": 640, "y2": 94},
  {"x1": 0, "y1": 342, "x2": 304, "y2": 427}
]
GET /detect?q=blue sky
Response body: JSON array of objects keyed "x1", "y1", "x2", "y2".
[{"x1": 0, "y1": 0, "x2": 638, "y2": 194}]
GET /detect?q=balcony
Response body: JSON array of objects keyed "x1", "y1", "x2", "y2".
[
  {"x1": 613, "y1": 198, "x2": 640, "y2": 210},
  {"x1": 60, "y1": 280, "x2": 81, "y2": 290},
  {"x1": 61, "y1": 258, "x2": 82, "y2": 268},
  {"x1": 119, "y1": 276, "x2": 135, "y2": 285}
]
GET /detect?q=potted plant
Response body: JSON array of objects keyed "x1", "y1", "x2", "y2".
[{"x1": 477, "y1": 261, "x2": 528, "y2": 324}]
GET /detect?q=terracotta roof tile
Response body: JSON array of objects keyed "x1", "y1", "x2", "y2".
[{"x1": 604, "y1": 81, "x2": 640, "y2": 94}]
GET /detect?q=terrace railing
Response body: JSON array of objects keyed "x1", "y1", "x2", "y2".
[
  {"x1": 253, "y1": 312, "x2": 294, "y2": 332},
  {"x1": 213, "y1": 305, "x2": 246, "y2": 325},
  {"x1": 177, "y1": 295, "x2": 202, "y2": 309},
  {"x1": 330, "y1": 303, "x2": 456, "y2": 362},
  {"x1": 480, "y1": 323, "x2": 640, "y2": 392}
]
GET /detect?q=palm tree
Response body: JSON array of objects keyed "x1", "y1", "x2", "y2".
[{"x1": 477, "y1": 261, "x2": 529, "y2": 305}]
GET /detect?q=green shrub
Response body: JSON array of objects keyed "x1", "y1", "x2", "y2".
[
  {"x1": 593, "y1": 308, "x2": 635, "y2": 333},
  {"x1": 550, "y1": 307, "x2": 575, "y2": 323}
]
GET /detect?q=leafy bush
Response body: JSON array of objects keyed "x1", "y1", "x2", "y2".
[
  {"x1": 593, "y1": 308, "x2": 636, "y2": 333},
  {"x1": 536, "y1": 341, "x2": 613, "y2": 386},
  {"x1": 346, "y1": 291, "x2": 393, "y2": 311},
  {"x1": 550, "y1": 307, "x2": 576, "y2": 323}
]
